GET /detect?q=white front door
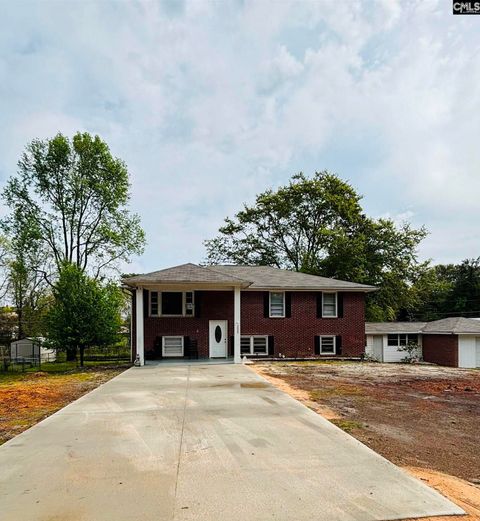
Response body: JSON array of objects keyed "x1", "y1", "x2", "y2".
[{"x1": 209, "y1": 320, "x2": 228, "y2": 358}]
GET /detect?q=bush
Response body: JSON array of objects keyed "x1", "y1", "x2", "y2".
[{"x1": 399, "y1": 341, "x2": 422, "y2": 363}]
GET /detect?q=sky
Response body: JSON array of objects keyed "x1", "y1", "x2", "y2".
[{"x1": 0, "y1": 0, "x2": 479, "y2": 275}]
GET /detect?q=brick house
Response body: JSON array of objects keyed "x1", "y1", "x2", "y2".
[
  {"x1": 123, "y1": 263, "x2": 376, "y2": 365},
  {"x1": 365, "y1": 317, "x2": 480, "y2": 368}
]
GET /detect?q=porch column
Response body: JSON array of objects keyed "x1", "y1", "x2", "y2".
[
  {"x1": 234, "y1": 286, "x2": 241, "y2": 363},
  {"x1": 135, "y1": 287, "x2": 145, "y2": 366}
]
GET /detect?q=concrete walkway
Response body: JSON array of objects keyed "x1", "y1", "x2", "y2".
[{"x1": 0, "y1": 364, "x2": 463, "y2": 521}]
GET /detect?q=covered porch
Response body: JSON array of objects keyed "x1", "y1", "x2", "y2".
[{"x1": 132, "y1": 276, "x2": 251, "y2": 366}]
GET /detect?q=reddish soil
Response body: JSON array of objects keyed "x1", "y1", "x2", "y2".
[
  {"x1": 252, "y1": 361, "x2": 480, "y2": 520},
  {"x1": 0, "y1": 366, "x2": 127, "y2": 445}
]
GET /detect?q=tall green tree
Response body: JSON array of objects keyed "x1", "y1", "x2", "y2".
[
  {"x1": 2, "y1": 132, "x2": 145, "y2": 281},
  {"x1": 46, "y1": 263, "x2": 123, "y2": 366},
  {"x1": 205, "y1": 171, "x2": 428, "y2": 320},
  {"x1": 411, "y1": 258, "x2": 480, "y2": 320}
]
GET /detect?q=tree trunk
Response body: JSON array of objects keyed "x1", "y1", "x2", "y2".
[
  {"x1": 79, "y1": 346, "x2": 84, "y2": 367},
  {"x1": 17, "y1": 306, "x2": 24, "y2": 340},
  {"x1": 66, "y1": 347, "x2": 77, "y2": 361}
]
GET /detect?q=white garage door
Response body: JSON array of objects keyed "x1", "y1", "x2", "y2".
[{"x1": 458, "y1": 336, "x2": 479, "y2": 368}]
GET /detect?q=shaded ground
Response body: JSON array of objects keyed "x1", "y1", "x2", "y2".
[
  {"x1": 252, "y1": 361, "x2": 480, "y2": 521},
  {"x1": 0, "y1": 364, "x2": 128, "y2": 444}
]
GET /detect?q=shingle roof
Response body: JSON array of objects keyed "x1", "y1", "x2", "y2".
[
  {"x1": 422, "y1": 317, "x2": 480, "y2": 334},
  {"x1": 366, "y1": 317, "x2": 480, "y2": 335},
  {"x1": 211, "y1": 265, "x2": 376, "y2": 291},
  {"x1": 123, "y1": 263, "x2": 250, "y2": 286},
  {"x1": 123, "y1": 263, "x2": 377, "y2": 291},
  {"x1": 365, "y1": 322, "x2": 427, "y2": 334}
]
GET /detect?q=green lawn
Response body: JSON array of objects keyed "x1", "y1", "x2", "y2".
[{"x1": 0, "y1": 359, "x2": 131, "y2": 382}]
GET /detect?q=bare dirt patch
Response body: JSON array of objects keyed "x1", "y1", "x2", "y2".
[
  {"x1": 0, "y1": 366, "x2": 127, "y2": 445},
  {"x1": 253, "y1": 362, "x2": 480, "y2": 519}
]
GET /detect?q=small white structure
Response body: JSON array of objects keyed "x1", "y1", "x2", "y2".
[
  {"x1": 10, "y1": 338, "x2": 56, "y2": 362},
  {"x1": 365, "y1": 323, "x2": 424, "y2": 362}
]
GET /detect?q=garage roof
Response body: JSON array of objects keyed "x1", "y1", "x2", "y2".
[
  {"x1": 365, "y1": 322, "x2": 426, "y2": 334},
  {"x1": 366, "y1": 317, "x2": 480, "y2": 335},
  {"x1": 422, "y1": 317, "x2": 480, "y2": 334}
]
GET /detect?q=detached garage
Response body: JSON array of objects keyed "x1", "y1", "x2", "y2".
[
  {"x1": 366, "y1": 317, "x2": 480, "y2": 368},
  {"x1": 422, "y1": 317, "x2": 480, "y2": 369}
]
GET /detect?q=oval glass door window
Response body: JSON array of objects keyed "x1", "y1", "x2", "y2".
[{"x1": 215, "y1": 325, "x2": 222, "y2": 343}]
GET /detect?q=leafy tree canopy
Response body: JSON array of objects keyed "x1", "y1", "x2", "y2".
[
  {"x1": 205, "y1": 171, "x2": 428, "y2": 321},
  {"x1": 46, "y1": 263, "x2": 123, "y2": 365},
  {"x1": 2, "y1": 132, "x2": 145, "y2": 281},
  {"x1": 410, "y1": 258, "x2": 480, "y2": 321}
]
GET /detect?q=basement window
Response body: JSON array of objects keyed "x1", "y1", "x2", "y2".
[
  {"x1": 162, "y1": 336, "x2": 184, "y2": 357},
  {"x1": 240, "y1": 336, "x2": 268, "y2": 355},
  {"x1": 320, "y1": 336, "x2": 336, "y2": 354}
]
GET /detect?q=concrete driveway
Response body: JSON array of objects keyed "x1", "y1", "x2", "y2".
[{"x1": 0, "y1": 363, "x2": 462, "y2": 521}]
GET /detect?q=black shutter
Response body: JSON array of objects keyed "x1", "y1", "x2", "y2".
[
  {"x1": 152, "y1": 336, "x2": 162, "y2": 359},
  {"x1": 314, "y1": 336, "x2": 320, "y2": 355},
  {"x1": 337, "y1": 293, "x2": 344, "y2": 318},
  {"x1": 285, "y1": 292, "x2": 292, "y2": 318},
  {"x1": 229, "y1": 336, "x2": 234, "y2": 357},
  {"x1": 336, "y1": 335, "x2": 342, "y2": 355},
  {"x1": 316, "y1": 293, "x2": 323, "y2": 318},
  {"x1": 194, "y1": 291, "x2": 201, "y2": 318},
  {"x1": 263, "y1": 292, "x2": 270, "y2": 318},
  {"x1": 143, "y1": 289, "x2": 149, "y2": 318},
  {"x1": 184, "y1": 336, "x2": 190, "y2": 355},
  {"x1": 268, "y1": 336, "x2": 275, "y2": 356}
]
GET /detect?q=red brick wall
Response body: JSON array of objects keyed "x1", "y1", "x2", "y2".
[
  {"x1": 135, "y1": 290, "x2": 366, "y2": 359},
  {"x1": 422, "y1": 334, "x2": 458, "y2": 367}
]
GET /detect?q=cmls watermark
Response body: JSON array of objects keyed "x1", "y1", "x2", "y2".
[{"x1": 453, "y1": 1, "x2": 480, "y2": 14}]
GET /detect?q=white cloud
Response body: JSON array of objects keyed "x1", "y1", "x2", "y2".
[{"x1": 0, "y1": 0, "x2": 478, "y2": 270}]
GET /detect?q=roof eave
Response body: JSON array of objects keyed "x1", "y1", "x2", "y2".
[{"x1": 247, "y1": 286, "x2": 377, "y2": 292}]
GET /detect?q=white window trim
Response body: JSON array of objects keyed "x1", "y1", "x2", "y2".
[
  {"x1": 269, "y1": 291, "x2": 285, "y2": 318},
  {"x1": 241, "y1": 335, "x2": 269, "y2": 356},
  {"x1": 387, "y1": 333, "x2": 418, "y2": 347},
  {"x1": 319, "y1": 335, "x2": 336, "y2": 355},
  {"x1": 154, "y1": 291, "x2": 194, "y2": 317},
  {"x1": 322, "y1": 292, "x2": 338, "y2": 318},
  {"x1": 162, "y1": 336, "x2": 184, "y2": 357}
]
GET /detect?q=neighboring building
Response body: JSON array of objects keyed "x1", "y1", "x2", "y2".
[
  {"x1": 10, "y1": 337, "x2": 56, "y2": 362},
  {"x1": 366, "y1": 317, "x2": 480, "y2": 368},
  {"x1": 123, "y1": 263, "x2": 376, "y2": 365}
]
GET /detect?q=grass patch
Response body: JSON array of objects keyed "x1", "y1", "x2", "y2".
[
  {"x1": 309, "y1": 386, "x2": 364, "y2": 401},
  {"x1": 0, "y1": 360, "x2": 131, "y2": 383},
  {"x1": 265, "y1": 360, "x2": 357, "y2": 368},
  {"x1": 330, "y1": 419, "x2": 364, "y2": 432},
  {"x1": 0, "y1": 364, "x2": 128, "y2": 445}
]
